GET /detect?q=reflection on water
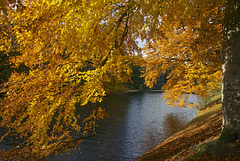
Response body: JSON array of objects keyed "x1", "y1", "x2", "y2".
[
  {"x1": 46, "y1": 92, "x2": 199, "y2": 161},
  {"x1": 163, "y1": 114, "x2": 186, "y2": 137}
]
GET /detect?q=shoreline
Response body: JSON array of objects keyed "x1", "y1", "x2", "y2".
[
  {"x1": 135, "y1": 99, "x2": 231, "y2": 160},
  {"x1": 113, "y1": 87, "x2": 165, "y2": 95}
]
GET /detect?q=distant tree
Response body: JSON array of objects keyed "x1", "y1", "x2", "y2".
[{"x1": 126, "y1": 64, "x2": 146, "y2": 90}]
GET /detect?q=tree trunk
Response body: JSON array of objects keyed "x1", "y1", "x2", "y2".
[{"x1": 219, "y1": 0, "x2": 240, "y2": 143}]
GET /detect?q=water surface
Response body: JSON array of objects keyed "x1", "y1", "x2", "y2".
[{"x1": 47, "y1": 91, "x2": 199, "y2": 161}]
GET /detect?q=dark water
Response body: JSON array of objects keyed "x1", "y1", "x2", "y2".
[{"x1": 46, "y1": 91, "x2": 199, "y2": 161}]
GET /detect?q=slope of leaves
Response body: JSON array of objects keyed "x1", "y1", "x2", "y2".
[{"x1": 136, "y1": 102, "x2": 240, "y2": 161}]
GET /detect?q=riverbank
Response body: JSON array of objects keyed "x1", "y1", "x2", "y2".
[
  {"x1": 112, "y1": 87, "x2": 140, "y2": 94},
  {"x1": 136, "y1": 97, "x2": 240, "y2": 160},
  {"x1": 112, "y1": 86, "x2": 165, "y2": 95}
]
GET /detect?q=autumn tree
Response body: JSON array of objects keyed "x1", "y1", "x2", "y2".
[
  {"x1": 0, "y1": 0, "x2": 142, "y2": 159},
  {"x1": 143, "y1": 0, "x2": 240, "y2": 154},
  {"x1": 144, "y1": 0, "x2": 240, "y2": 155},
  {"x1": 143, "y1": 0, "x2": 224, "y2": 108},
  {"x1": 0, "y1": 0, "x2": 239, "y2": 159}
]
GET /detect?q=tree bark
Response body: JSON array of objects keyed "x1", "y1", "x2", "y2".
[{"x1": 220, "y1": 0, "x2": 240, "y2": 143}]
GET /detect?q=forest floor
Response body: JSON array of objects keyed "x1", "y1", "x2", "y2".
[{"x1": 136, "y1": 97, "x2": 240, "y2": 161}]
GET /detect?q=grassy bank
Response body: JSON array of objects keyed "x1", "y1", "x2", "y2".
[{"x1": 136, "y1": 95, "x2": 240, "y2": 160}]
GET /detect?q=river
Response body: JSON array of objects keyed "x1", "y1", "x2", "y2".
[{"x1": 46, "y1": 91, "x2": 199, "y2": 161}]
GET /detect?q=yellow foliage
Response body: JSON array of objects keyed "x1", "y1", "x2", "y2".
[
  {"x1": 0, "y1": 0, "x2": 224, "y2": 159},
  {"x1": 143, "y1": 0, "x2": 224, "y2": 108}
]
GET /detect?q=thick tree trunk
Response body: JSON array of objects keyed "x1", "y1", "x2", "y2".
[{"x1": 219, "y1": 0, "x2": 240, "y2": 143}]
